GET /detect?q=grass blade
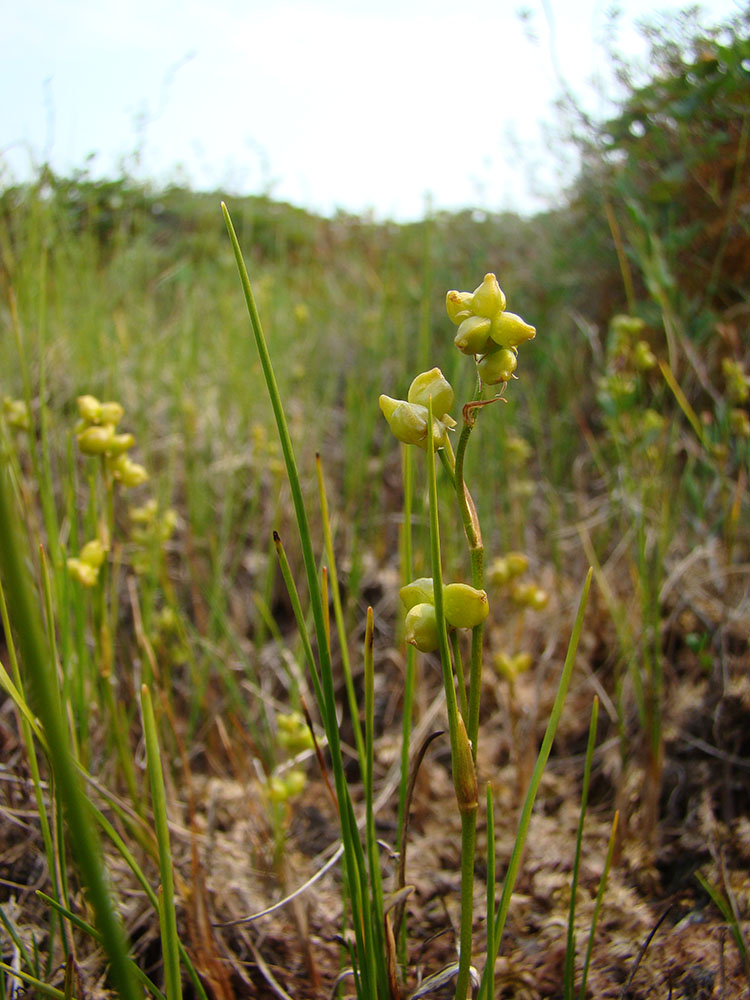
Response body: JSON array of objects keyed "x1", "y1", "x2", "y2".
[
  {"x1": 0, "y1": 461, "x2": 141, "y2": 1000},
  {"x1": 141, "y1": 684, "x2": 183, "y2": 1000}
]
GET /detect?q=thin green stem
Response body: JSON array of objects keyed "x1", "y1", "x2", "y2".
[
  {"x1": 426, "y1": 405, "x2": 474, "y2": 1000},
  {"x1": 141, "y1": 685, "x2": 182, "y2": 1000},
  {"x1": 578, "y1": 811, "x2": 619, "y2": 1000},
  {"x1": 564, "y1": 697, "x2": 599, "y2": 1000},
  {"x1": 316, "y1": 454, "x2": 365, "y2": 767},
  {"x1": 451, "y1": 630, "x2": 468, "y2": 721},
  {"x1": 484, "y1": 785, "x2": 495, "y2": 1000},
  {"x1": 483, "y1": 569, "x2": 592, "y2": 991},
  {"x1": 0, "y1": 460, "x2": 141, "y2": 1000}
]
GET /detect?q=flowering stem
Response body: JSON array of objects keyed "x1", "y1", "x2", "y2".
[
  {"x1": 426, "y1": 405, "x2": 474, "y2": 1000},
  {"x1": 453, "y1": 414, "x2": 485, "y2": 757}
]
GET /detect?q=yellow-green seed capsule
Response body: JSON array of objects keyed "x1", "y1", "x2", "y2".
[
  {"x1": 404, "y1": 602, "x2": 440, "y2": 652},
  {"x1": 487, "y1": 557, "x2": 510, "y2": 586},
  {"x1": 494, "y1": 651, "x2": 533, "y2": 681},
  {"x1": 67, "y1": 557, "x2": 99, "y2": 587},
  {"x1": 277, "y1": 710, "x2": 305, "y2": 733},
  {"x1": 107, "y1": 433, "x2": 136, "y2": 456},
  {"x1": 407, "y1": 368, "x2": 454, "y2": 420},
  {"x1": 79, "y1": 539, "x2": 107, "y2": 569},
  {"x1": 471, "y1": 273, "x2": 506, "y2": 319},
  {"x1": 3, "y1": 398, "x2": 30, "y2": 431},
  {"x1": 722, "y1": 358, "x2": 750, "y2": 404},
  {"x1": 283, "y1": 769, "x2": 307, "y2": 798},
  {"x1": 510, "y1": 582, "x2": 549, "y2": 610},
  {"x1": 380, "y1": 397, "x2": 426, "y2": 446},
  {"x1": 506, "y1": 552, "x2": 529, "y2": 577},
  {"x1": 452, "y1": 713, "x2": 478, "y2": 813},
  {"x1": 399, "y1": 577, "x2": 435, "y2": 610},
  {"x1": 379, "y1": 396, "x2": 447, "y2": 450},
  {"x1": 77, "y1": 395, "x2": 102, "y2": 423},
  {"x1": 610, "y1": 314, "x2": 645, "y2": 339},
  {"x1": 633, "y1": 340, "x2": 657, "y2": 371},
  {"x1": 477, "y1": 346, "x2": 518, "y2": 384},
  {"x1": 267, "y1": 776, "x2": 289, "y2": 804},
  {"x1": 454, "y1": 315, "x2": 493, "y2": 356},
  {"x1": 110, "y1": 455, "x2": 149, "y2": 487},
  {"x1": 443, "y1": 583, "x2": 489, "y2": 629},
  {"x1": 130, "y1": 498, "x2": 158, "y2": 524},
  {"x1": 99, "y1": 401, "x2": 125, "y2": 426},
  {"x1": 446, "y1": 289, "x2": 474, "y2": 325},
  {"x1": 489, "y1": 311, "x2": 536, "y2": 349},
  {"x1": 77, "y1": 423, "x2": 115, "y2": 454},
  {"x1": 277, "y1": 711, "x2": 314, "y2": 753},
  {"x1": 730, "y1": 408, "x2": 750, "y2": 438}
]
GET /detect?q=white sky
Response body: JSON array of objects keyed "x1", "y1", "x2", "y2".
[{"x1": 2, "y1": 0, "x2": 742, "y2": 220}]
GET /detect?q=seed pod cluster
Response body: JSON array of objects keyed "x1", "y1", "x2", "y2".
[
  {"x1": 446, "y1": 273, "x2": 535, "y2": 386},
  {"x1": 400, "y1": 577, "x2": 489, "y2": 652},
  {"x1": 75, "y1": 394, "x2": 148, "y2": 487}
]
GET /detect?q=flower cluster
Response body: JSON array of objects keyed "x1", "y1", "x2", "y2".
[
  {"x1": 722, "y1": 358, "x2": 750, "y2": 439},
  {"x1": 129, "y1": 499, "x2": 179, "y2": 575},
  {"x1": 379, "y1": 368, "x2": 456, "y2": 450},
  {"x1": 3, "y1": 397, "x2": 30, "y2": 432},
  {"x1": 446, "y1": 273, "x2": 536, "y2": 385},
  {"x1": 75, "y1": 394, "x2": 148, "y2": 487},
  {"x1": 266, "y1": 711, "x2": 313, "y2": 805},
  {"x1": 67, "y1": 538, "x2": 108, "y2": 588},
  {"x1": 609, "y1": 315, "x2": 657, "y2": 373},
  {"x1": 399, "y1": 577, "x2": 489, "y2": 652},
  {"x1": 488, "y1": 551, "x2": 548, "y2": 611}
]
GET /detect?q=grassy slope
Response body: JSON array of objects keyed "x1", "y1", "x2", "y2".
[{"x1": 0, "y1": 163, "x2": 748, "y2": 997}]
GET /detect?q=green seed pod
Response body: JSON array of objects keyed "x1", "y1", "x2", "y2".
[
  {"x1": 494, "y1": 651, "x2": 533, "y2": 681},
  {"x1": 67, "y1": 557, "x2": 99, "y2": 588},
  {"x1": 379, "y1": 396, "x2": 447, "y2": 450},
  {"x1": 267, "y1": 776, "x2": 289, "y2": 804},
  {"x1": 277, "y1": 711, "x2": 314, "y2": 753},
  {"x1": 633, "y1": 340, "x2": 656, "y2": 372},
  {"x1": 382, "y1": 398, "x2": 427, "y2": 446},
  {"x1": 107, "y1": 433, "x2": 136, "y2": 456},
  {"x1": 110, "y1": 455, "x2": 149, "y2": 487},
  {"x1": 477, "y1": 346, "x2": 518, "y2": 384},
  {"x1": 3, "y1": 398, "x2": 30, "y2": 431},
  {"x1": 446, "y1": 289, "x2": 474, "y2": 325},
  {"x1": 443, "y1": 583, "x2": 489, "y2": 629},
  {"x1": 454, "y1": 315, "x2": 492, "y2": 356},
  {"x1": 99, "y1": 401, "x2": 125, "y2": 426},
  {"x1": 510, "y1": 582, "x2": 549, "y2": 610},
  {"x1": 610, "y1": 314, "x2": 645, "y2": 339},
  {"x1": 278, "y1": 710, "x2": 305, "y2": 733},
  {"x1": 283, "y1": 769, "x2": 307, "y2": 798},
  {"x1": 130, "y1": 498, "x2": 158, "y2": 524},
  {"x1": 489, "y1": 311, "x2": 536, "y2": 349},
  {"x1": 77, "y1": 423, "x2": 115, "y2": 454},
  {"x1": 730, "y1": 407, "x2": 750, "y2": 438},
  {"x1": 471, "y1": 273, "x2": 506, "y2": 319},
  {"x1": 404, "y1": 602, "x2": 439, "y2": 652},
  {"x1": 77, "y1": 395, "x2": 102, "y2": 423},
  {"x1": 452, "y1": 713, "x2": 478, "y2": 814},
  {"x1": 506, "y1": 552, "x2": 529, "y2": 577},
  {"x1": 407, "y1": 368, "x2": 454, "y2": 420},
  {"x1": 79, "y1": 539, "x2": 107, "y2": 569},
  {"x1": 399, "y1": 577, "x2": 435, "y2": 611}
]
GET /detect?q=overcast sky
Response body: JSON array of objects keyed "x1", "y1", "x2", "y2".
[{"x1": 2, "y1": 0, "x2": 742, "y2": 220}]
